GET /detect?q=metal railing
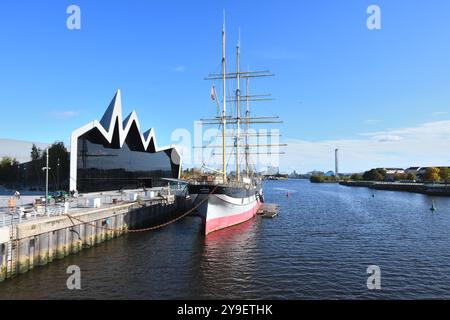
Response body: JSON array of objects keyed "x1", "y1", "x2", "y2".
[
  {"x1": 0, "y1": 186, "x2": 187, "y2": 228},
  {"x1": 0, "y1": 203, "x2": 69, "y2": 228}
]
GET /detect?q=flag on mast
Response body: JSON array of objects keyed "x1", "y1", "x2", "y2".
[{"x1": 211, "y1": 84, "x2": 216, "y2": 101}]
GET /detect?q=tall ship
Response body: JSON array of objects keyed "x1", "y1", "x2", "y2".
[{"x1": 188, "y1": 17, "x2": 285, "y2": 235}]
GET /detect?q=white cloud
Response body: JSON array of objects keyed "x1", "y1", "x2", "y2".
[
  {"x1": 370, "y1": 134, "x2": 403, "y2": 142},
  {"x1": 363, "y1": 119, "x2": 381, "y2": 125},
  {"x1": 173, "y1": 65, "x2": 186, "y2": 72},
  {"x1": 48, "y1": 110, "x2": 79, "y2": 119},
  {"x1": 433, "y1": 111, "x2": 448, "y2": 116},
  {"x1": 281, "y1": 120, "x2": 450, "y2": 173}
]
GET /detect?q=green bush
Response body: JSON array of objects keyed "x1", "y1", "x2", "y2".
[
  {"x1": 350, "y1": 173, "x2": 363, "y2": 181},
  {"x1": 310, "y1": 175, "x2": 325, "y2": 183}
]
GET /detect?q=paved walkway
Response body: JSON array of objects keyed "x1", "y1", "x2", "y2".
[{"x1": 0, "y1": 186, "x2": 181, "y2": 228}]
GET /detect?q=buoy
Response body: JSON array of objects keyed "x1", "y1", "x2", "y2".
[
  {"x1": 431, "y1": 202, "x2": 437, "y2": 212},
  {"x1": 372, "y1": 194, "x2": 375, "y2": 198},
  {"x1": 286, "y1": 192, "x2": 290, "y2": 198}
]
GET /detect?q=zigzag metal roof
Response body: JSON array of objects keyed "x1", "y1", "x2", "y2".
[{"x1": 71, "y1": 90, "x2": 181, "y2": 162}]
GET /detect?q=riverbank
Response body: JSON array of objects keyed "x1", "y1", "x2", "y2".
[
  {"x1": 340, "y1": 181, "x2": 450, "y2": 196},
  {"x1": 0, "y1": 190, "x2": 187, "y2": 282}
]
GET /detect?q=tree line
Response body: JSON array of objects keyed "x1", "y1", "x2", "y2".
[
  {"x1": 309, "y1": 167, "x2": 450, "y2": 184},
  {"x1": 0, "y1": 142, "x2": 70, "y2": 191},
  {"x1": 309, "y1": 174, "x2": 342, "y2": 183},
  {"x1": 350, "y1": 167, "x2": 450, "y2": 183}
]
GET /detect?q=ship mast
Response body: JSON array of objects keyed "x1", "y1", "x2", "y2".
[
  {"x1": 235, "y1": 30, "x2": 241, "y2": 183},
  {"x1": 198, "y1": 19, "x2": 286, "y2": 180},
  {"x1": 221, "y1": 13, "x2": 227, "y2": 183},
  {"x1": 245, "y1": 71, "x2": 250, "y2": 178}
]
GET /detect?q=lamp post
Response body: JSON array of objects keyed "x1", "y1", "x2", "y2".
[
  {"x1": 23, "y1": 166, "x2": 26, "y2": 189},
  {"x1": 57, "y1": 157, "x2": 60, "y2": 190},
  {"x1": 42, "y1": 149, "x2": 51, "y2": 215},
  {"x1": 335, "y1": 148, "x2": 339, "y2": 179}
]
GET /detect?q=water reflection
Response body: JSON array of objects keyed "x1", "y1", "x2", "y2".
[{"x1": 196, "y1": 218, "x2": 261, "y2": 299}]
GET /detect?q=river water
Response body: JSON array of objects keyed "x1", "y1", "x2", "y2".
[{"x1": 1, "y1": 180, "x2": 450, "y2": 299}]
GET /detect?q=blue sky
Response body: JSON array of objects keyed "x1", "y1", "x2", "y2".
[{"x1": 0, "y1": 0, "x2": 449, "y2": 172}]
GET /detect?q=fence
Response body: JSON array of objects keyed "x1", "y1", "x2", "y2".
[
  {"x1": 0, "y1": 185, "x2": 187, "y2": 228},
  {"x1": 0, "y1": 203, "x2": 68, "y2": 228}
]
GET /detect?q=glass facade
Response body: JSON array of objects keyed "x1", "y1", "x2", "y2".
[{"x1": 76, "y1": 121, "x2": 179, "y2": 193}]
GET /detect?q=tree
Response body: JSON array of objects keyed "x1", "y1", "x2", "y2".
[
  {"x1": 310, "y1": 174, "x2": 325, "y2": 183},
  {"x1": 439, "y1": 167, "x2": 450, "y2": 182},
  {"x1": 29, "y1": 144, "x2": 43, "y2": 188},
  {"x1": 374, "y1": 171, "x2": 385, "y2": 181},
  {"x1": 0, "y1": 156, "x2": 14, "y2": 167},
  {"x1": 406, "y1": 173, "x2": 416, "y2": 181},
  {"x1": 30, "y1": 144, "x2": 41, "y2": 161},
  {"x1": 0, "y1": 156, "x2": 19, "y2": 186},
  {"x1": 363, "y1": 168, "x2": 386, "y2": 181},
  {"x1": 27, "y1": 142, "x2": 69, "y2": 190},
  {"x1": 394, "y1": 173, "x2": 408, "y2": 181},
  {"x1": 47, "y1": 142, "x2": 70, "y2": 190},
  {"x1": 350, "y1": 173, "x2": 363, "y2": 181},
  {"x1": 423, "y1": 167, "x2": 440, "y2": 183}
]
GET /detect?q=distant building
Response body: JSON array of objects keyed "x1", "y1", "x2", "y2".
[
  {"x1": 261, "y1": 166, "x2": 279, "y2": 176},
  {"x1": 289, "y1": 170, "x2": 299, "y2": 178},
  {"x1": 384, "y1": 168, "x2": 405, "y2": 174},
  {"x1": 384, "y1": 168, "x2": 405, "y2": 182},
  {"x1": 415, "y1": 166, "x2": 450, "y2": 181},
  {"x1": 325, "y1": 171, "x2": 335, "y2": 177},
  {"x1": 335, "y1": 148, "x2": 339, "y2": 177},
  {"x1": 307, "y1": 170, "x2": 325, "y2": 176},
  {"x1": 405, "y1": 167, "x2": 420, "y2": 175}
]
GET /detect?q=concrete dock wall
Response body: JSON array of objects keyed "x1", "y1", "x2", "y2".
[
  {"x1": 0, "y1": 196, "x2": 186, "y2": 281},
  {"x1": 0, "y1": 227, "x2": 8, "y2": 282}
]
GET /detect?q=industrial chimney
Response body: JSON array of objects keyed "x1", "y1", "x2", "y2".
[{"x1": 335, "y1": 148, "x2": 339, "y2": 178}]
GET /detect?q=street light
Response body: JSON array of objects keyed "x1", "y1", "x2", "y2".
[
  {"x1": 42, "y1": 149, "x2": 51, "y2": 215},
  {"x1": 17, "y1": 165, "x2": 27, "y2": 189},
  {"x1": 57, "y1": 157, "x2": 60, "y2": 190},
  {"x1": 17, "y1": 164, "x2": 20, "y2": 188}
]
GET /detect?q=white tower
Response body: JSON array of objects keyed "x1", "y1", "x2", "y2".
[{"x1": 335, "y1": 148, "x2": 339, "y2": 178}]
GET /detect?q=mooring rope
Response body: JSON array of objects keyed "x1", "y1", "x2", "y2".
[{"x1": 65, "y1": 186, "x2": 218, "y2": 233}]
